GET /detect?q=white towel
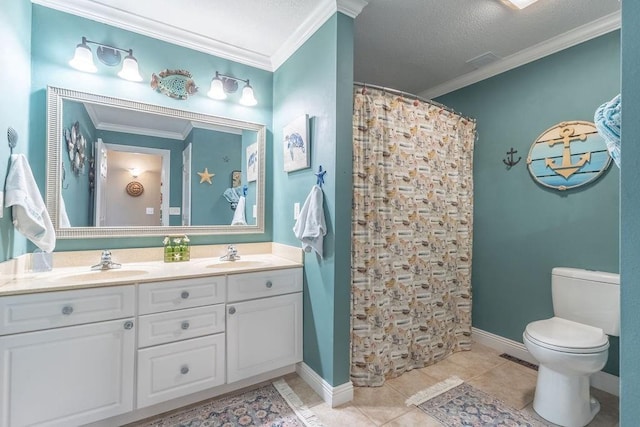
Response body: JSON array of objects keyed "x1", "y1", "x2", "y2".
[
  {"x1": 231, "y1": 195, "x2": 247, "y2": 225},
  {"x1": 293, "y1": 185, "x2": 326, "y2": 258},
  {"x1": 4, "y1": 154, "x2": 56, "y2": 252},
  {"x1": 59, "y1": 192, "x2": 71, "y2": 228}
]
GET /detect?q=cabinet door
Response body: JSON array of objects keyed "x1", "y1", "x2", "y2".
[
  {"x1": 0, "y1": 318, "x2": 135, "y2": 427},
  {"x1": 227, "y1": 293, "x2": 302, "y2": 383},
  {"x1": 137, "y1": 334, "x2": 225, "y2": 408}
]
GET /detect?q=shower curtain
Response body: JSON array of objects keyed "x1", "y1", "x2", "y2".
[{"x1": 350, "y1": 86, "x2": 476, "y2": 387}]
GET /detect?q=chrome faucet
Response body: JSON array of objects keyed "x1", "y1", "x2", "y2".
[
  {"x1": 220, "y1": 245, "x2": 240, "y2": 261},
  {"x1": 91, "y1": 250, "x2": 122, "y2": 270}
]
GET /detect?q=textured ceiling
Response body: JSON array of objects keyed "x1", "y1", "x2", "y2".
[
  {"x1": 40, "y1": 0, "x2": 621, "y2": 97},
  {"x1": 354, "y1": 0, "x2": 620, "y2": 96}
]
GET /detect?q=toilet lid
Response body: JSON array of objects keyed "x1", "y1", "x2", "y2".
[{"x1": 525, "y1": 317, "x2": 608, "y2": 352}]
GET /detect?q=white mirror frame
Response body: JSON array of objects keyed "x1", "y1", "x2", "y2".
[{"x1": 46, "y1": 86, "x2": 266, "y2": 239}]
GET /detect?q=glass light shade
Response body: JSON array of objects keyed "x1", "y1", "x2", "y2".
[
  {"x1": 69, "y1": 43, "x2": 97, "y2": 73},
  {"x1": 239, "y1": 83, "x2": 257, "y2": 106},
  {"x1": 501, "y1": 0, "x2": 538, "y2": 9},
  {"x1": 117, "y1": 54, "x2": 143, "y2": 82},
  {"x1": 207, "y1": 77, "x2": 227, "y2": 100}
]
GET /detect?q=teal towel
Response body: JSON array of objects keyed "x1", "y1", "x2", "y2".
[{"x1": 594, "y1": 94, "x2": 621, "y2": 168}]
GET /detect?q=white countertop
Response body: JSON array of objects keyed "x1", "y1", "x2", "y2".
[{"x1": 0, "y1": 252, "x2": 302, "y2": 297}]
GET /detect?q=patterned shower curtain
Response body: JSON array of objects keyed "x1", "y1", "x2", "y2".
[{"x1": 350, "y1": 86, "x2": 476, "y2": 387}]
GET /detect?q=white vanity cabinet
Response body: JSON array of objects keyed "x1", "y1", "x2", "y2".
[
  {"x1": 226, "y1": 268, "x2": 303, "y2": 383},
  {"x1": 136, "y1": 276, "x2": 226, "y2": 408},
  {"x1": 0, "y1": 286, "x2": 135, "y2": 427},
  {"x1": 0, "y1": 263, "x2": 304, "y2": 426}
]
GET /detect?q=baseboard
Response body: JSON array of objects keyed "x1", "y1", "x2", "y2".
[
  {"x1": 472, "y1": 327, "x2": 619, "y2": 397},
  {"x1": 296, "y1": 362, "x2": 354, "y2": 407}
]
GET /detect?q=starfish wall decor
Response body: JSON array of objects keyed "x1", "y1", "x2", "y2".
[{"x1": 197, "y1": 168, "x2": 215, "y2": 184}]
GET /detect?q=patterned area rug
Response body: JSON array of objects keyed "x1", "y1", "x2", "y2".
[
  {"x1": 135, "y1": 379, "x2": 322, "y2": 427},
  {"x1": 411, "y1": 378, "x2": 547, "y2": 427}
]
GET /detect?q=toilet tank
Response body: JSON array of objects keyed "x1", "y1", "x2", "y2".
[{"x1": 552, "y1": 267, "x2": 620, "y2": 336}]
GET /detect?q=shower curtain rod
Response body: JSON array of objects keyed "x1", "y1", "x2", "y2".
[{"x1": 353, "y1": 81, "x2": 474, "y2": 123}]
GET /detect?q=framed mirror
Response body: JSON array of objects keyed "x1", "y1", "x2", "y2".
[{"x1": 46, "y1": 86, "x2": 265, "y2": 238}]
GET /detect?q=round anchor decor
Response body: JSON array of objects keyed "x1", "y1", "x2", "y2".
[{"x1": 527, "y1": 121, "x2": 611, "y2": 191}]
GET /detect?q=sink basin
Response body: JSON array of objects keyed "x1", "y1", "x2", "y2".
[
  {"x1": 206, "y1": 261, "x2": 267, "y2": 269},
  {"x1": 52, "y1": 269, "x2": 149, "y2": 282}
]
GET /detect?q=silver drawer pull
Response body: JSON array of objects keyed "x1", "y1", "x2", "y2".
[
  {"x1": 265, "y1": 280, "x2": 273, "y2": 288},
  {"x1": 124, "y1": 321, "x2": 134, "y2": 330},
  {"x1": 61, "y1": 306, "x2": 73, "y2": 315},
  {"x1": 180, "y1": 365, "x2": 189, "y2": 375},
  {"x1": 181, "y1": 291, "x2": 190, "y2": 299},
  {"x1": 181, "y1": 321, "x2": 190, "y2": 330},
  {"x1": 228, "y1": 307, "x2": 236, "y2": 315}
]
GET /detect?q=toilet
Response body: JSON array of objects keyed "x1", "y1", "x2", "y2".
[{"x1": 523, "y1": 267, "x2": 619, "y2": 427}]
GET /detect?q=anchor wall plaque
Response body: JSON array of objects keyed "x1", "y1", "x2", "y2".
[{"x1": 527, "y1": 121, "x2": 611, "y2": 191}]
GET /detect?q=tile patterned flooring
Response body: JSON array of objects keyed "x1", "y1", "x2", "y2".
[{"x1": 284, "y1": 343, "x2": 619, "y2": 427}]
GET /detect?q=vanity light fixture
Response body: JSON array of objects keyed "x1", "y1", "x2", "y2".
[
  {"x1": 500, "y1": 0, "x2": 539, "y2": 9},
  {"x1": 207, "y1": 71, "x2": 257, "y2": 106},
  {"x1": 69, "y1": 37, "x2": 143, "y2": 82}
]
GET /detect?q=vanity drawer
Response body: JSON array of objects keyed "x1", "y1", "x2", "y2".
[
  {"x1": 139, "y1": 276, "x2": 225, "y2": 315},
  {"x1": 0, "y1": 285, "x2": 135, "y2": 335},
  {"x1": 227, "y1": 268, "x2": 302, "y2": 302},
  {"x1": 138, "y1": 304, "x2": 226, "y2": 348},
  {"x1": 137, "y1": 334, "x2": 225, "y2": 408}
]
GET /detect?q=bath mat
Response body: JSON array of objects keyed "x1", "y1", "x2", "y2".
[
  {"x1": 133, "y1": 379, "x2": 323, "y2": 427},
  {"x1": 410, "y1": 379, "x2": 547, "y2": 427}
]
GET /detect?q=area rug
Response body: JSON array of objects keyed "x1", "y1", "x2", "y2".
[
  {"x1": 408, "y1": 377, "x2": 548, "y2": 427},
  {"x1": 135, "y1": 379, "x2": 323, "y2": 427}
]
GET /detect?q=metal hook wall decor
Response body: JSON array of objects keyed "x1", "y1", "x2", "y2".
[{"x1": 503, "y1": 147, "x2": 521, "y2": 168}]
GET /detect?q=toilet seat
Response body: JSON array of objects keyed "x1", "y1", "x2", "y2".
[{"x1": 525, "y1": 317, "x2": 609, "y2": 354}]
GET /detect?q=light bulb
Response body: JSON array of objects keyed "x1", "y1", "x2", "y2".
[
  {"x1": 118, "y1": 52, "x2": 143, "y2": 82},
  {"x1": 207, "y1": 75, "x2": 227, "y2": 100},
  {"x1": 239, "y1": 82, "x2": 257, "y2": 106},
  {"x1": 69, "y1": 40, "x2": 97, "y2": 73}
]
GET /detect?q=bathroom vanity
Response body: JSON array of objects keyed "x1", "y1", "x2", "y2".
[{"x1": 0, "y1": 248, "x2": 302, "y2": 427}]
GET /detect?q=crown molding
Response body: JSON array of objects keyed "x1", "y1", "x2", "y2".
[
  {"x1": 32, "y1": 0, "x2": 273, "y2": 71},
  {"x1": 85, "y1": 103, "x2": 188, "y2": 140},
  {"x1": 420, "y1": 11, "x2": 621, "y2": 100},
  {"x1": 271, "y1": 0, "x2": 369, "y2": 70},
  {"x1": 337, "y1": 0, "x2": 369, "y2": 18},
  {"x1": 33, "y1": 0, "x2": 368, "y2": 73},
  {"x1": 191, "y1": 121, "x2": 243, "y2": 135}
]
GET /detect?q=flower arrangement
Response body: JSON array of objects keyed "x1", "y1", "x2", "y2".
[{"x1": 163, "y1": 235, "x2": 191, "y2": 262}]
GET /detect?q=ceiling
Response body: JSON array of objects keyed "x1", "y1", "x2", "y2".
[
  {"x1": 37, "y1": 0, "x2": 621, "y2": 99},
  {"x1": 83, "y1": 103, "x2": 243, "y2": 140}
]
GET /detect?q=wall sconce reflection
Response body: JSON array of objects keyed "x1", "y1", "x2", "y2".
[
  {"x1": 69, "y1": 36, "x2": 143, "y2": 82},
  {"x1": 207, "y1": 71, "x2": 257, "y2": 106},
  {"x1": 129, "y1": 167, "x2": 144, "y2": 178}
]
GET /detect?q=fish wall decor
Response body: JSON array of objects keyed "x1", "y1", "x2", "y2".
[{"x1": 150, "y1": 69, "x2": 198, "y2": 100}]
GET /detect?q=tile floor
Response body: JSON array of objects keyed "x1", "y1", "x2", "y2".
[{"x1": 283, "y1": 342, "x2": 619, "y2": 427}]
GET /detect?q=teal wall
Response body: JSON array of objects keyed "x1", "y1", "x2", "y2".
[
  {"x1": 0, "y1": 0, "x2": 31, "y2": 261},
  {"x1": 190, "y1": 128, "x2": 242, "y2": 226},
  {"x1": 273, "y1": 13, "x2": 354, "y2": 386},
  {"x1": 437, "y1": 32, "x2": 620, "y2": 375},
  {"x1": 61, "y1": 100, "x2": 96, "y2": 227},
  {"x1": 620, "y1": 0, "x2": 639, "y2": 422},
  {"x1": 29, "y1": 5, "x2": 274, "y2": 251}
]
